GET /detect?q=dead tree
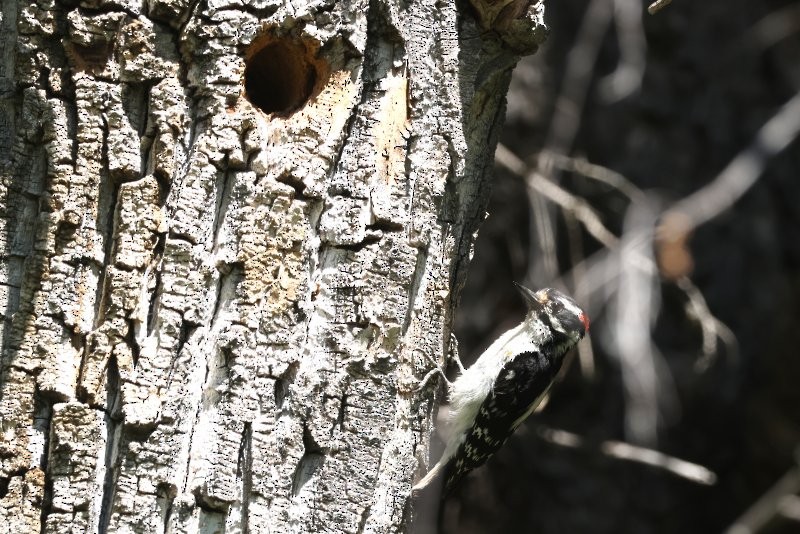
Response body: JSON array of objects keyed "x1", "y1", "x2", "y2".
[{"x1": 0, "y1": 0, "x2": 546, "y2": 531}]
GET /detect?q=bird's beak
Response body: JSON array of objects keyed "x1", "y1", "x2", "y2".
[{"x1": 514, "y1": 283, "x2": 545, "y2": 310}]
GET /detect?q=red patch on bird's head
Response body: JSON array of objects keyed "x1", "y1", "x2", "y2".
[{"x1": 580, "y1": 312, "x2": 590, "y2": 332}]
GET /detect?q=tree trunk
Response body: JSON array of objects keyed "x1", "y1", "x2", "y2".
[{"x1": 0, "y1": 0, "x2": 545, "y2": 531}]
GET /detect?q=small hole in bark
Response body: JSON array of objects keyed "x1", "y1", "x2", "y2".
[
  {"x1": 244, "y1": 34, "x2": 325, "y2": 116},
  {"x1": 0, "y1": 476, "x2": 11, "y2": 498}
]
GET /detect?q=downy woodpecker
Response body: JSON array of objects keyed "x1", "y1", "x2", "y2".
[{"x1": 414, "y1": 285, "x2": 589, "y2": 495}]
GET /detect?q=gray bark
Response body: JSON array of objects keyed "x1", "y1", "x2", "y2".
[{"x1": 0, "y1": 0, "x2": 545, "y2": 532}]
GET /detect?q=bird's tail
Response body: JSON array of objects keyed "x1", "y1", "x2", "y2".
[{"x1": 412, "y1": 457, "x2": 447, "y2": 491}]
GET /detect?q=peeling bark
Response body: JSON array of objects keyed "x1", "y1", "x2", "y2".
[{"x1": 0, "y1": 0, "x2": 546, "y2": 531}]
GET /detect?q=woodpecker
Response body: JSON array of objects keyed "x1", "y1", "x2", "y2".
[{"x1": 414, "y1": 285, "x2": 589, "y2": 495}]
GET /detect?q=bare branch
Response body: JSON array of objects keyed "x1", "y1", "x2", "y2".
[
  {"x1": 543, "y1": 151, "x2": 645, "y2": 203},
  {"x1": 600, "y1": 0, "x2": 646, "y2": 102},
  {"x1": 608, "y1": 200, "x2": 667, "y2": 444},
  {"x1": 536, "y1": 425, "x2": 717, "y2": 485},
  {"x1": 546, "y1": 0, "x2": 615, "y2": 156},
  {"x1": 496, "y1": 145, "x2": 619, "y2": 249},
  {"x1": 677, "y1": 276, "x2": 740, "y2": 372},
  {"x1": 777, "y1": 494, "x2": 800, "y2": 523},
  {"x1": 531, "y1": 172, "x2": 621, "y2": 248},
  {"x1": 724, "y1": 467, "x2": 800, "y2": 534},
  {"x1": 661, "y1": 91, "x2": 800, "y2": 241},
  {"x1": 599, "y1": 440, "x2": 716, "y2": 485},
  {"x1": 745, "y1": 3, "x2": 800, "y2": 51},
  {"x1": 647, "y1": 0, "x2": 672, "y2": 15}
]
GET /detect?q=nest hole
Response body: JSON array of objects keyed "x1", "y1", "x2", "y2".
[{"x1": 244, "y1": 35, "x2": 325, "y2": 116}]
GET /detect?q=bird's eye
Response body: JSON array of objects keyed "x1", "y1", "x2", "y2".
[{"x1": 556, "y1": 308, "x2": 585, "y2": 334}]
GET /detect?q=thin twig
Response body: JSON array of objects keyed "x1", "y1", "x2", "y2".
[
  {"x1": 530, "y1": 171, "x2": 621, "y2": 248},
  {"x1": 600, "y1": 440, "x2": 716, "y2": 485},
  {"x1": 528, "y1": 183, "x2": 561, "y2": 280},
  {"x1": 542, "y1": 151, "x2": 645, "y2": 203},
  {"x1": 724, "y1": 467, "x2": 800, "y2": 534},
  {"x1": 537, "y1": 425, "x2": 717, "y2": 485},
  {"x1": 545, "y1": 0, "x2": 616, "y2": 156},
  {"x1": 677, "y1": 276, "x2": 739, "y2": 371},
  {"x1": 647, "y1": 0, "x2": 672, "y2": 15},
  {"x1": 497, "y1": 145, "x2": 619, "y2": 248}
]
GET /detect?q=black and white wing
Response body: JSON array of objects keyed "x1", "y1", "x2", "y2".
[{"x1": 441, "y1": 350, "x2": 562, "y2": 494}]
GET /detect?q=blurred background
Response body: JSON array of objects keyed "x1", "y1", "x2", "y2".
[{"x1": 419, "y1": 0, "x2": 800, "y2": 532}]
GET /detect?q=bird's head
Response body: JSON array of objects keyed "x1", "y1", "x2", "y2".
[{"x1": 516, "y1": 284, "x2": 589, "y2": 348}]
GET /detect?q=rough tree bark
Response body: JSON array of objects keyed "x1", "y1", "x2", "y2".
[{"x1": 0, "y1": 0, "x2": 545, "y2": 531}]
